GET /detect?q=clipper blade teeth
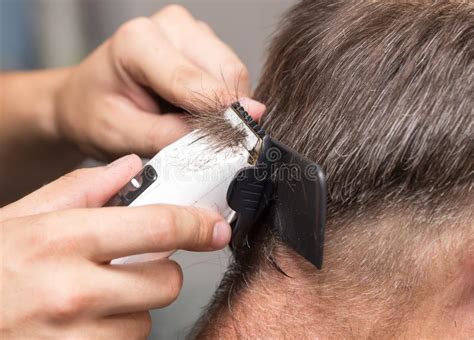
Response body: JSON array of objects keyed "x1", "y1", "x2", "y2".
[{"x1": 232, "y1": 102, "x2": 266, "y2": 138}]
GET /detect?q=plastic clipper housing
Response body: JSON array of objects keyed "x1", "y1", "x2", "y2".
[{"x1": 227, "y1": 103, "x2": 327, "y2": 269}]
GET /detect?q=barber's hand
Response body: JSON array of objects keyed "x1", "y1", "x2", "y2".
[
  {"x1": 0, "y1": 155, "x2": 231, "y2": 338},
  {"x1": 55, "y1": 5, "x2": 265, "y2": 160}
]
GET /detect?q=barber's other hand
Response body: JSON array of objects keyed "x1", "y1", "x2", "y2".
[
  {"x1": 54, "y1": 5, "x2": 265, "y2": 160},
  {"x1": 0, "y1": 155, "x2": 231, "y2": 339}
]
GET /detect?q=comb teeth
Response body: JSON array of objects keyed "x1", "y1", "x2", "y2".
[{"x1": 232, "y1": 102, "x2": 266, "y2": 138}]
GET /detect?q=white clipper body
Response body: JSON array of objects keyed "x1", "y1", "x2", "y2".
[{"x1": 110, "y1": 106, "x2": 262, "y2": 264}]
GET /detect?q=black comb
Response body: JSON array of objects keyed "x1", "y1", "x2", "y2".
[{"x1": 227, "y1": 102, "x2": 327, "y2": 269}]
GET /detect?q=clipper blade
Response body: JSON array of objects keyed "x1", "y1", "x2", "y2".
[
  {"x1": 225, "y1": 102, "x2": 265, "y2": 164},
  {"x1": 230, "y1": 102, "x2": 266, "y2": 138}
]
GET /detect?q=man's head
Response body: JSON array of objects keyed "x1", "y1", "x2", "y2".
[{"x1": 194, "y1": 1, "x2": 473, "y2": 338}]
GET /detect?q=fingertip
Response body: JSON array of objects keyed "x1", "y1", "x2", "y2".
[
  {"x1": 239, "y1": 97, "x2": 266, "y2": 121},
  {"x1": 212, "y1": 221, "x2": 232, "y2": 249},
  {"x1": 98, "y1": 155, "x2": 143, "y2": 206},
  {"x1": 107, "y1": 154, "x2": 143, "y2": 173},
  {"x1": 127, "y1": 154, "x2": 144, "y2": 171},
  {"x1": 190, "y1": 206, "x2": 231, "y2": 249}
]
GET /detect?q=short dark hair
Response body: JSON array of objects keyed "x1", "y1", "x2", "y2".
[{"x1": 193, "y1": 0, "x2": 473, "y2": 336}]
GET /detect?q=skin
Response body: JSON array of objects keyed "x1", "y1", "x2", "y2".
[
  {"x1": 197, "y1": 210, "x2": 474, "y2": 339},
  {"x1": 0, "y1": 5, "x2": 266, "y2": 339}
]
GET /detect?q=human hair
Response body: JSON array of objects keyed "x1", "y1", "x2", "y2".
[{"x1": 192, "y1": 0, "x2": 473, "y2": 337}]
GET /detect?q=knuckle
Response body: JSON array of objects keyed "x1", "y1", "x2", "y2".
[
  {"x1": 228, "y1": 63, "x2": 250, "y2": 84},
  {"x1": 115, "y1": 17, "x2": 153, "y2": 40},
  {"x1": 48, "y1": 287, "x2": 93, "y2": 321},
  {"x1": 240, "y1": 68, "x2": 250, "y2": 84},
  {"x1": 91, "y1": 102, "x2": 129, "y2": 154},
  {"x1": 198, "y1": 20, "x2": 213, "y2": 34},
  {"x1": 148, "y1": 208, "x2": 177, "y2": 247},
  {"x1": 159, "y1": 4, "x2": 192, "y2": 19},
  {"x1": 112, "y1": 17, "x2": 153, "y2": 55},
  {"x1": 155, "y1": 208, "x2": 176, "y2": 230}
]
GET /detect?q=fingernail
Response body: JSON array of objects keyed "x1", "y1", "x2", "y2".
[
  {"x1": 107, "y1": 154, "x2": 134, "y2": 169},
  {"x1": 212, "y1": 221, "x2": 232, "y2": 248}
]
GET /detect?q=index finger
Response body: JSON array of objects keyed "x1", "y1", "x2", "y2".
[
  {"x1": 151, "y1": 6, "x2": 251, "y2": 96},
  {"x1": 39, "y1": 205, "x2": 231, "y2": 262},
  {"x1": 112, "y1": 18, "x2": 230, "y2": 109}
]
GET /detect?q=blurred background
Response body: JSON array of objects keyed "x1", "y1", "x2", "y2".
[{"x1": 0, "y1": 0, "x2": 295, "y2": 338}]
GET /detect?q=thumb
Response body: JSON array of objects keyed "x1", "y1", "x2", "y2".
[{"x1": 1, "y1": 155, "x2": 142, "y2": 220}]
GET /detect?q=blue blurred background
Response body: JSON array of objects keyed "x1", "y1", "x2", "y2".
[{"x1": 0, "y1": 0, "x2": 294, "y2": 338}]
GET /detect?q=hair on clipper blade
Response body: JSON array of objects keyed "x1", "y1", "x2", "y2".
[{"x1": 184, "y1": 99, "x2": 248, "y2": 151}]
